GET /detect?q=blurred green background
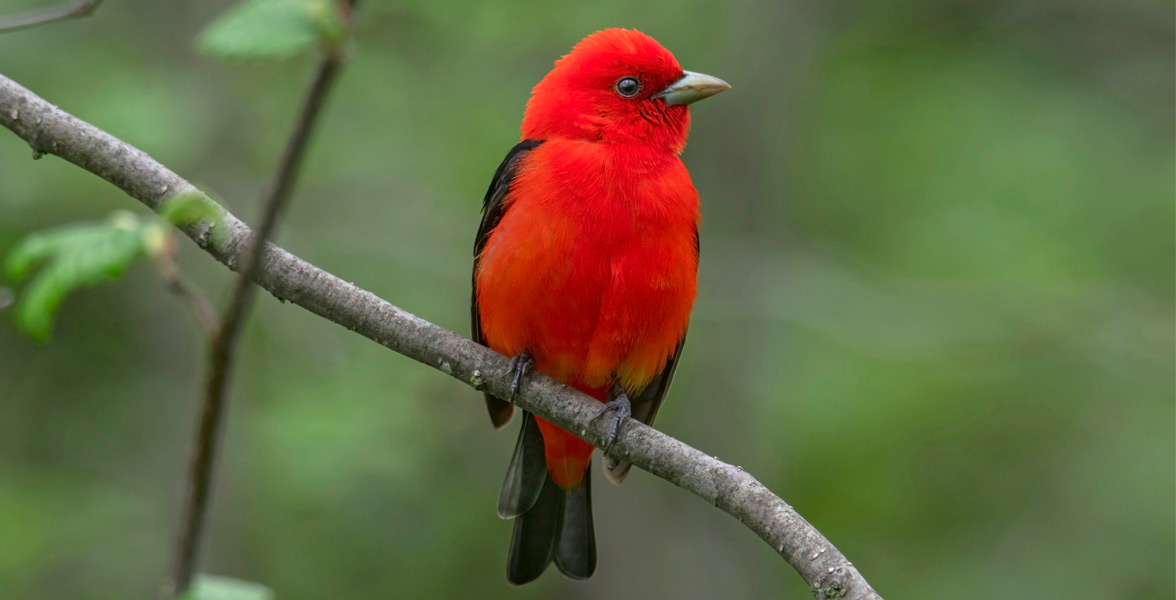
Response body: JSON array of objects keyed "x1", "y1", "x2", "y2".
[{"x1": 1, "y1": 0, "x2": 1172, "y2": 598}]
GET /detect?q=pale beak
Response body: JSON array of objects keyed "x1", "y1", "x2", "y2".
[{"x1": 654, "y1": 70, "x2": 731, "y2": 106}]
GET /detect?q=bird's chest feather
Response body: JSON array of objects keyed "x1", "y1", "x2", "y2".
[{"x1": 476, "y1": 141, "x2": 699, "y2": 387}]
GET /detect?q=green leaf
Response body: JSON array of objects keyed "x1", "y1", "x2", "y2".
[
  {"x1": 180, "y1": 575, "x2": 275, "y2": 600},
  {"x1": 158, "y1": 192, "x2": 223, "y2": 227},
  {"x1": 3, "y1": 212, "x2": 154, "y2": 340},
  {"x1": 198, "y1": 0, "x2": 343, "y2": 60},
  {"x1": 308, "y1": 0, "x2": 347, "y2": 46}
]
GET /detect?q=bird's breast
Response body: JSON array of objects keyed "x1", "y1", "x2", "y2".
[{"x1": 476, "y1": 140, "x2": 700, "y2": 391}]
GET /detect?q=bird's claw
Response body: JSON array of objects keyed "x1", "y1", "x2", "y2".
[
  {"x1": 592, "y1": 388, "x2": 632, "y2": 455},
  {"x1": 507, "y1": 351, "x2": 534, "y2": 400}
]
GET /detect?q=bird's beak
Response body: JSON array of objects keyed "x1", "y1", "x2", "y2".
[{"x1": 654, "y1": 70, "x2": 731, "y2": 106}]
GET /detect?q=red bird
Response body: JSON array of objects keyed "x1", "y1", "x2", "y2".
[{"x1": 472, "y1": 29, "x2": 729, "y2": 583}]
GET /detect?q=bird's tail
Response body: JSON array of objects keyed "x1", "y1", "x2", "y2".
[{"x1": 498, "y1": 412, "x2": 596, "y2": 584}]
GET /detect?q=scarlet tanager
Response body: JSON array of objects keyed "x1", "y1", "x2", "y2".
[{"x1": 471, "y1": 29, "x2": 729, "y2": 584}]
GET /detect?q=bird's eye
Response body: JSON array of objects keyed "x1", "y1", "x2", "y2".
[{"x1": 614, "y1": 77, "x2": 642, "y2": 98}]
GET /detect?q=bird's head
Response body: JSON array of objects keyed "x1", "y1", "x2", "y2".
[{"x1": 521, "y1": 29, "x2": 730, "y2": 154}]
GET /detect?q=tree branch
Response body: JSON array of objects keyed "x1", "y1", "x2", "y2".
[
  {"x1": 0, "y1": 72, "x2": 882, "y2": 600},
  {"x1": 0, "y1": 0, "x2": 103, "y2": 33},
  {"x1": 167, "y1": 26, "x2": 354, "y2": 599}
]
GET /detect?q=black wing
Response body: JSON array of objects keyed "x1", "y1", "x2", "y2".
[
  {"x1": 604, "y1": 230, "x2": 698, "y2": 483},
  {"x1": 473, "y1": 139, "x2": 544, "y2": 429}
]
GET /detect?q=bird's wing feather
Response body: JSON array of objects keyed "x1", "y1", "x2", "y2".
[{"x1": 473, "y1": 139, "x2": 544, "y2": 429}]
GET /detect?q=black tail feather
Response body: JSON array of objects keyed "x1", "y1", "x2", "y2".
[
  {"x1": 502, "y1": 413, "x2": 597, "y2": 584},
  {"x1": 554, "y1": 469, "x2": 596, "y2": 579},
  {"x1": 507, "y1": 475, "x2": 563, "y2": 585},
  {"x1": 498, "y1": 412, "x2": 547, "y2": 518}
]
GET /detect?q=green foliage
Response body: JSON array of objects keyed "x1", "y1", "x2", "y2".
[
  {"x1": 2, "y1": 193, "x2": 225, "y2": 341},
  {"x1": 181, "y1": 575, "x2": 274, "y2": 600},
  {"x1": 4, "y1": 212, "x2": 168, "y2": 341},
  {"x1": 0, "y1": 0, "x2": 1171, "y2": 598},
  {"x1": 197, "y1": 0, "x2": 345, "y2": 60},
  {"x1": 158, "y1": 192, "x2": 223, "y2": 228}
]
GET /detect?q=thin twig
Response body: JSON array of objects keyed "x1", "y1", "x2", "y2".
[
  {"x1": 156, "y1": 259, "x2": 218, "y2": 337},
  {"x1": 0, "y1": 72, "x2": 882, "y2": 600},
  {"x1": 0, "y1": 0, "x2": 103, "y2": 33},
  {"x1": 167, "y1": 21, "x2": 354, "y2": 600}
]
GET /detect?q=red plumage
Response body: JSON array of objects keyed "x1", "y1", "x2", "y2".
[{"x1": 472, "y1": 28, "x2": 728, "y2": 583}]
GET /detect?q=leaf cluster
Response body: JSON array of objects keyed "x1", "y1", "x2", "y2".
[
  {"x1": 198, "y1": 0, "x2": 348, "y2": 59},
  {"x1": 4, "y1": 194, "x2": 220, "y2": 340}
]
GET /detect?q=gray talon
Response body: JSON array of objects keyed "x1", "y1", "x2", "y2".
[
  {"x1": 507, "y1": 351, "x2": 534, "y2": 399},
  {"x1": 593, "y1": 387, "x2": 632, "y2": 454}
]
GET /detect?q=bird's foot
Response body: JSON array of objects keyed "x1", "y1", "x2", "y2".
[
  {"x1": 507, "y1": 351, "x2": 534, "y2": 400},
  {"x1": 592, "y1": 386, "x2": 632, "y2": 454}
]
